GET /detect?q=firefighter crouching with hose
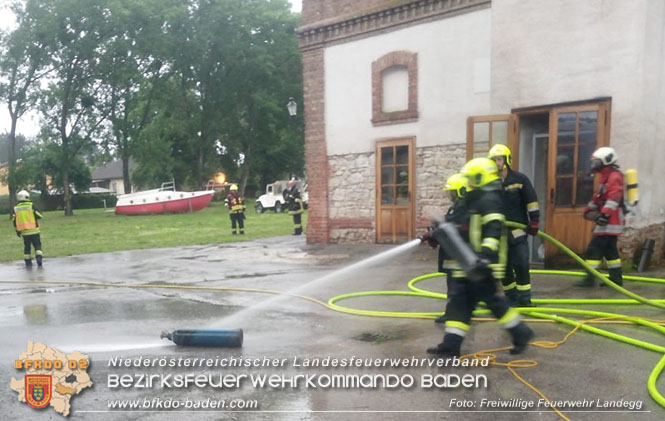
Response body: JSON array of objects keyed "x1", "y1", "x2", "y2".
[
  {"x1": 422, "y1": 173, "x2": 469, "y2": 324},
  {"x1": 420, "y1": 158, "x2": 533, "y2": 357},
  {"x1": 12, "y1": 190, "x2": 44, "y2": 268}
]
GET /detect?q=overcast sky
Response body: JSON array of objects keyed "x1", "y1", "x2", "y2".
[{"x1": 0, "y1": 0, "x2": 303, "y2": 141}]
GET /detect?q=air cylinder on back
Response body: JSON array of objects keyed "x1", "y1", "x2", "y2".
[{"x1": 160, "y1": 329, "x2": 243, "y2": 348}]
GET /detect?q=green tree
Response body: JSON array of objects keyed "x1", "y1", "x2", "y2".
[
  {"x1": 0, "y1": 0, "x2": 54, "y2": 207},
  {"x1": 99, "y1": 0, "x2": 184, "y2": 193},
  {"x1": 38, "y1": 0, "x2": 114, "y2": 215},
  {"x1": 157, "y1": 0, "x2": 303, "y2": 194}
]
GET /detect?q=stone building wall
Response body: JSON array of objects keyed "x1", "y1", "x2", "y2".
[
  {"x1": 619, "y1": 223, "x2": 665, "y2": 267},
  {"x1": 327, "y1": 143, "x2": 467, "y2": 243},
  {"x1": 415, "y1": 144, "x2": 467, "y2": 228}
]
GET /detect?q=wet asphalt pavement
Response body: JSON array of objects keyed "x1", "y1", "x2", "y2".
[{"x1": 1, "y1": 235, "x2": 665, "y2": 420}]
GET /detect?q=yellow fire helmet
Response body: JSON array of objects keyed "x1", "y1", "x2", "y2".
[
  {"x1": 443, "y1": 173, "x2": 468, "y2": 198},
  {"x1": 488, "y1": 144, "x2": 512, "y2": 167},
  {"x1": 230, "y1": 184, "x2": 238, "y2": 192},
  {"x1": 461, "y1": 157, "x2": 500, "y2": 189}
]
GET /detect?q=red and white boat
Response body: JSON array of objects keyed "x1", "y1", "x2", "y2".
[{"x1": 115, "y1": 181, "x2": 215, "y2": 215}]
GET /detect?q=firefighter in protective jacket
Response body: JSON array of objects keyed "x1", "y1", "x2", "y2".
[
  {"x1": 425, "y1": 158, "x2": 533, "y2": 357},
  {"x1": 421, "y1": 173, "x2": 469, "y2": 324},
  {"x1": 227, "y1": 184, "x2": 246, "y2": 235},
  {"x1": 12, "y1": 190, "x2": 44, "y2": 267},
  {"x1": 577, "y1": 147, "x2": 625, "y2": 287},
  {"x1": 488, "y1": 144, "x2": 540, "y2": 306},
  {"x1": 283, "y1": 179, "x2": 304, "y2": 235}
]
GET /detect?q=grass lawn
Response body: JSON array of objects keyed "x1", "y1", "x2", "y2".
[{"x1": 0, "y1": 200, "x2": 307, "y2": 262}]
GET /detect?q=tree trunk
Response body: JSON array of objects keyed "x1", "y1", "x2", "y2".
[
  {"x1": 197, "y1": 139, "x2": 205, "y2": 189},
  {"x1": 122, "y1": 155, "x2": 131, "y2": 193},
  {"x1": 63, "y1": 170, "x2": 73, "y2": 216},
  {"x1": 240, "y1": 144, "x2": 251, "y2": 196},
  {"x1": 7, "y1": 117, "x2": 18, "y2": 210}
]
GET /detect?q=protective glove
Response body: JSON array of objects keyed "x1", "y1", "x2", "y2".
[
  {"x1": 595, "y1": 213, "x2": 609, "y2": 226},
  {"x1": 16, "y1": 231, "x2": 21, "y2": 238},
  {"x1": 418, "y1": 229, "x2": 438, "y2": 249},
  {"x1": 527, "y1": 220, "x2": 539, "y2": 236}
]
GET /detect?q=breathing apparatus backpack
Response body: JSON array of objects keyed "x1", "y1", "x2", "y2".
[{"x1": 624, "y1": 169, "x2": 639, "y2": 207}]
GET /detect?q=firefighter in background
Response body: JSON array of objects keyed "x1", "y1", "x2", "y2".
[
  {"x1": 283, "y1": 179, "x2": 304, "y2": 235},
  {"x1": 488, "y1": 144, "x2": 540, "y2": 307},
  {"x1": 12, "y1": 190, "x2": 44, "y2": 267},
  {"x1": 227, "y1": 184, "x2": 246, "y2": 235},
  {"x1": 577, "y1": 147, "x2": 625, "y2": 287},
  {"x1": 426, "y1": 158, "x2": 533, "y2": 357},
  {"x1": 422, "y1": 173, "x2": 469, "y2": 324}
]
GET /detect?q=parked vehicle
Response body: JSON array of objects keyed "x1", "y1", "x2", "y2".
[{"x1": 255, "y1": 179, "x2": 308, "y2": 213}]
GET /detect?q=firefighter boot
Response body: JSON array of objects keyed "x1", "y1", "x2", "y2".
[
  {"x1": 504, "y1": 288, "x2": 519, "y2": 306},
  {"x1": 508, "y1": 322, "x2": 534, "y2": 355},
  {"x1": 36, "y1": 253, "x2": 43, "y2": 267},
  {"x1": 516, "y1": 290, "x2": 534, "y2": 307},
  {"x1": 426, "y1": 333, "x2": 462, "y2": 357},
  {"x1": 600, "y1": 268, "x2": 623, "y2": 287},
  {"x1": 574, "y1": 274, "x2": 595, "y2": 287},
  {"x1": 24, "y1": 258, "x2": 33, "y2": 268}
]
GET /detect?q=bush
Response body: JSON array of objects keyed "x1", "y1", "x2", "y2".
[{"x1": 0, "y1": 193, "x2": 117, "y2": 214}]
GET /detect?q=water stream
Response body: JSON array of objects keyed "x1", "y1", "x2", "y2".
[{"x1": 213, "y1": 239, "x2": 422, "y2": 327}]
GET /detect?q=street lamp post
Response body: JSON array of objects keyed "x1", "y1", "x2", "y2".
[{"x1": 287, "y1": 97, "x2": 297, "y2": 116}]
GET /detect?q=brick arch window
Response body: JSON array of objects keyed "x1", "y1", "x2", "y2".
[{"x1": 371, "y1": 51, "x2": 418, "y2": 126}]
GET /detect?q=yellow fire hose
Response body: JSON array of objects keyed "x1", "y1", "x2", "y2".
[
  {"x1": 1, "y1": 222, "x2": 664, "y2": 417},
  {"x1": 327, "y1": 221, "x2": 665, "y2": 414}
]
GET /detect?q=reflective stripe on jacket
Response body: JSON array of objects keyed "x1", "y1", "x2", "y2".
[
  {"x1": 584, "y1": 166, "x2": 624, "y2": 236},
  {"x1": 227, "y1": 193, "x2": 245, "y2": 213},
  {"x1": 13, "y1": 201, "x2": 41, "y2": 235}
]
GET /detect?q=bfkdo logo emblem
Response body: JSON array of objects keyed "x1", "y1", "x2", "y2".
[{"x1": 25, "y1": 375, "x2": 52, "y2": 409}]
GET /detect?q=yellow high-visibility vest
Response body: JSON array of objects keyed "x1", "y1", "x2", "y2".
[{"x1": 14, "y1": 202, "x2": 40, "y2": 235}]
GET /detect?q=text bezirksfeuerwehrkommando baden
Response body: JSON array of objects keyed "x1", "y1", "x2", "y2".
[{"x1": 108, "y1": 355, "x2": 488, "y2": 369}]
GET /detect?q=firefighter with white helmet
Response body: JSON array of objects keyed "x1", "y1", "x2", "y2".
[
  {"x1": 425, "y1": 158, "x2": 533, "y2": 357},
  {"x1": 488, "y1": 144, "x2": 540, "y2": 306},
  {"x1": 577, "y1": 146, "x2": 625, "y2": 287},
  {"x1": 283, "y1": 179, "x2": 304, "y2": 235},
  {"x1": 226, "y1": 184, "x2": 246, "y2": 235},
  {"x1": 12, "y1": 190, "x2": 44, "y2": 267}
]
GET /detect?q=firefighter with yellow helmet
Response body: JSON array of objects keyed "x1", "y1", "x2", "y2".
[
  {"x1": 425, "y1": 158, "x2": 533, "y2": 357},
  {"x1": 420, "y1": 173, "x2": 469, "y2": 324},
  {"x1": 488, "y1": 144, "x2": 540, "y2": 306},
  {"x1": 12, "y1": 190, "x2": 44, "y2": 267},
  {"x1": 226, "y1": 184, "x2": 246, "y2": 235}
]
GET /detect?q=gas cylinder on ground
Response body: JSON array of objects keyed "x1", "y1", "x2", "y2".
[{"x1": 160, "y1": 329, "x2": 243, "y2": 347}]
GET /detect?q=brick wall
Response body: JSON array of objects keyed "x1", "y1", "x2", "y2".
[
  {"x1": 371, "y1": 51, "x2": 419, "y2": 125},
  {"x1": 303, "y1": 49, "x2": 329, "y2": 244},
  {"x1": 302, "y1": 0, "x2": 399, "y2": 26},
  {"x1": 618, "y1": 223, "x2": 665, "y2": 267}
]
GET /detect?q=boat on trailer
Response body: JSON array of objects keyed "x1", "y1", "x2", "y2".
[{"x1": 115, "y1": 181, "x2": 215, "y2": 215}]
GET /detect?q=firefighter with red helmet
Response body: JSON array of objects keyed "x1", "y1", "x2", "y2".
[
  {"x1": 227, "y1": 184, "x2": 246, "y2": 235},
  {"x1": 12, "y1": 190, "x2": 44, "y2": 267},
  {"x1": 488, "y1": 144, "x2": 540, "y2": 307},
  {"x1": 425, "y1": 158, "x2": 533, "y2": 357},
  {"x1": 577, "y1": 147, "x2": 625, "y2": 287},
  {"x1": 283, "y1": 179, "x2": 304, "y2": 235}
]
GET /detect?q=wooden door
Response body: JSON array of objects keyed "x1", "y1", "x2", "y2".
[
  {"x1": 376, "y1": 138, "x2": 415, "y2": 243},
  {"x1": 545, "y1": 101, "x2": 610, "y2": 264}
]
